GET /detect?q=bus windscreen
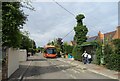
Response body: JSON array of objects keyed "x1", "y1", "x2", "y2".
[{"x1": 46, "y1": 48, "x2": 56, "y2": 54}]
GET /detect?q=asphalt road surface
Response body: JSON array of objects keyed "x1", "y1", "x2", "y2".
[
  {"x1": 8, "y1": 53, "x2": 116, "y2": 81},
  {"x1": 20, "y1": 53, "x2": 111, "y2": 80}
]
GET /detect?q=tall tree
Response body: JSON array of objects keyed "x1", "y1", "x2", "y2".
[
  {"x1": 72, "y1": 14, "x2": 88, "y2": 60},
  {"x1": 2, "y1": 2, "x2": 27, "y2": 48},
  {"x1": 74, "y1": 14, "x2": 88, "y2": 46}
]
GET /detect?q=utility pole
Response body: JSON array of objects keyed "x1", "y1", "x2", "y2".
[{"x1": 101, "y1": 32, "x2": 105, "y2": 65}]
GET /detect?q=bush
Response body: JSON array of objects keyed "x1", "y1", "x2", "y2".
[
  {"x1": 72, "y1": 45, "x2": 78, "y2": 60},
  {"x1": 106, "y1": 53, "x2": 120, "y2": 71},
  {"x1": 105, "y1": 39, "x2": 120, "y2": 71},
  {"x1": 72, "y1": 45, "x2": 83, "y2": 61},
  {"x1": 104, "y1": 44, "x2": 113, "y2": 65},
  {"x1": 63, "y1": 45, "x2": 73, "y2": 54},
  {"x1": 98, "y1": 39, "x2": 120, "y2": 71},
  {"x1": 95, "y1": 47, "x2": 102, "y2": 65}
]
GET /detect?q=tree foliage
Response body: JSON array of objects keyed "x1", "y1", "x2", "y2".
[
  {"x1": 72, "y1": 14, "x2": 88, "y2": 60},
  {"x1": 2, "y1": 2, "x2": 27, "y2": 48},
  {"x1": 20, "y1": 31, "x2": 36, "y2": 52},
  {"x1": 63, "y1": 42, "x2": 73, "y2": 54},
  {"x1": 74, "y1": 14, "x2": 88, "y2": 46}
]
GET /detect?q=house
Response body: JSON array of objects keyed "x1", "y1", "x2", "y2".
[{"x1": 81, "y1": 26, "x2": 120, "y2": 54}]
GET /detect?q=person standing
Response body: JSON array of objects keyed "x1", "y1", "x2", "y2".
[
  {"x1": 82, "y1": 51, "x2": 88, "y2": 64},
  {"x1": 87, "y1": 54, "x2": 92, "y2": 64}
]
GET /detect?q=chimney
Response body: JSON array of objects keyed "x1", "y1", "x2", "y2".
[{"x1": 98, "y1": 31, "x2": 104, "y2": 40}]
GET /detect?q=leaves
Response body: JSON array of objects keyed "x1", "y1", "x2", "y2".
[
  {"x1": 2, "y1": 2, "x2": 27, "y2": 48},
  {"x1": 74, "y1": 14, "x2": 88, "y2": 48}
]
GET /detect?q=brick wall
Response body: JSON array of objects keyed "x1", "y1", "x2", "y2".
[{"x1": 113, "y1": 26, "x2": 120, "y2": 39}]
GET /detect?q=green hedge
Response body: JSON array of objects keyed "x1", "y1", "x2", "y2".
[
  {"x1": 106, "y1": 54, "x2": 120, "y2": 71},
  {"x1": 95, "y1": 39, "x2": 120, "y2": 71},
  {"x1": 72, "y1": 45, "x2": 83, "y2": 61},
  {"x1": 95, "y1": 47, "x2": 102, "y2": 65},
  {"x1": 105, "y1": 39, "x2": 120, "y2": 71}
]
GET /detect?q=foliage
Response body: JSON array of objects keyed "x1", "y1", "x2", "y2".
[
  {"x1": 37, "y1": 46, "x2": 44, "y2": 52},
  {"x1": 106, "y1": 53, "x2": 120, "y2": 71},
  {"x1": 94, "y1": 39, "x2": 120, "y2": 71},
  {"x1": 72, "y1": 45, "x2": 77, "y2": 59},
  {"x1": 104, "y1": 39, "x2": 120, "y2": 71},
  {"x1": 112, "y1": 39, "x2": 120, "y2": 54},
  {"x1": 104, "y1": 44, "x2": 113, "y2": 65},
  {"x1": 2, "y1": 2, "x2": 27, "y2": 48},
  {"x1": 72, "y1": 14, "x2": 88, "y2": 60},
  {"x1": 20, "y1": 33, "x2": 36, "y2": 52},
  {"x1": 63, "y1": 42, "x2": 73, "y2": 54},
  {"x1": 72, "y1": 45, "x2": 83, "y2": 61},
  {"x1": 95, "y1": 46, "x2": 102, "y2": 65},
  {"x1": 74, "y1": 14, "x2": 88, "y2": 45}
]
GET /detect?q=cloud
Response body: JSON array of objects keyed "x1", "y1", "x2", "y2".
[{"x1": 22, "y1": 2, "x2": 118, "y2": 47}]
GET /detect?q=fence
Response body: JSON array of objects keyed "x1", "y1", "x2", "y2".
[
  {"x1": 8, "y1": 48, "x2": 19, "y2": 78},
  {"x1": 2, "y1": 48, "x2": 27, "y2": 80},
  {"x1": 19, "y1": 49, "x2": 27, "y2": 62}
]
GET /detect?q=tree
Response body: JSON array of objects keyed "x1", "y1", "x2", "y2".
[
  {"x1": 2, "y1": 2, "x2": 27, "y2": 48},
  {"x1": 57, "y1": 38, "x2": 63, "y2": 53},
  {"x1": 72, "y1": 14, "x2": 88, "y2": 60},
  {"x1": 74, "y1": 14, "x2": 88, "y2": 45},
  {"x1": 17, "y1": 30, "x2": 36, "y2": 55},
  {"x1": 20, "y1": 34, "x2": 31, "y2": 51},
  {"x1": 63, "y1": 42, "x2": 73, "y2": 54}
]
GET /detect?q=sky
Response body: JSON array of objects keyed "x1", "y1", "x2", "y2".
[{"x1": 22, "y1": 1, "x2": 118, "y2": 47}]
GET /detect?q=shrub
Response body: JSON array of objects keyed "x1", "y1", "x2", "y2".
[
  {"x1": 104, "y1": 44, "x2": 113, "y2": 65},
  {"x1": 102, "y1": 39, "x2": 120, "y2": 71},
  {"x1": 63, "y1": 45, "x2": 73, "y2": 54},
  {"x1": 72, "y1": 45, "x2": 78, "y2": 60},
  {"x1": 105, "y1": 39, "x2": 120, "y2": 71},
  {"x1": 95, "y1": 47, "x2": 102, "y2": 65},
  {"x1": 106, "y1": 53, "x2": 120, "y2": 71},
  {"x1": 72, "y1": 45, "x2": 83, "y2": 61}
]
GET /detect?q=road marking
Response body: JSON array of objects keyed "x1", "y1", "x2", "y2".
[
  {"x1": 18, "y1": 61, "x2": 32, "y2": 81},
  {"x1": 62, "y1": 70, "x2": 66, "y2": 72},
  {"x1": 87, "y1": 69, "x2": 118, "y2": 79},
  {"x1": 70, "y1": 69, "x2": 80, "y2": 73},
  {"x1": 70, "y1": 74, "x2": 77, "y2": 79}
]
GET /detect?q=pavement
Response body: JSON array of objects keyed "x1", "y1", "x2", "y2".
[
  {"x1": 57, "y1": 57, "x2": 120, "y2": 81},
  {"x1": 8, "y1": 59, "x2": 32, "y2": 81}
]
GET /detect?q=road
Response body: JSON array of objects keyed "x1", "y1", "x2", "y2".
[
  {"x1": 8, "y1": 53, "x2": 113, "y2": 81},
  {"x1": 22, "y1": 53, "x2": 111, "y2": 80}
]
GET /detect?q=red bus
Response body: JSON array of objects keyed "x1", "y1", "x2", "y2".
[{"x1": 43, "y1": 45, "x2": 57, "y2": 58}]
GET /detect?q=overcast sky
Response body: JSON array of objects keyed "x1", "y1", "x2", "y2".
[{"x1": 22, "y1": 1, "x2": 118, "y2": 47}]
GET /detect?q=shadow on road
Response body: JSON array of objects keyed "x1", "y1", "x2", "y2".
[
  {"x1": 27, "y1": 58, "x2": 47, "y2": 61},
  {"x1": 23, "y1": 63, "x2": 75, "y2": 78},
  {"x1": 8, "y1": 57, "x2": 76, "y2": 80}
]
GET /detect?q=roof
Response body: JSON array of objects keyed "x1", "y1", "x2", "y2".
[
  {"x1": 104, "y1": 31, "x2": 116, "y2": 39},
  {"x1": 87, "y1": 30, "x2": 116, "y2": 42},
  {"x1": 87, "y1": 36, "x2": 98, "y2": 42},
  {"x1": 44, "y1": 45, "x2": 55, "y2": 48},
  {"x1": 80, "y1": 41, "x2": 98, "y2": 47}
]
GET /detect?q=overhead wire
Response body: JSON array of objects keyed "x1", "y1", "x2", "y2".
[
  {"x1": 62, "y1": 29, "x2": 74, "y2": 40},
  {"x1": 52, "y1": 0, "x2": 75, "y2": 40}
]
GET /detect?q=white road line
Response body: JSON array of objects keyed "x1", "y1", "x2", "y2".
[
  {"x1": 70, "y1": 74, "x2": 77, "y2": 79},
  {"x1": 18, "y1": 61, "x2": 32, "y2": 81},
  {"x1": 70, "y1": 69, "x2": 80, "y2": 73},
  {"x1": 61, "y1": 70, "x2": 66, "y2": 73}
]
